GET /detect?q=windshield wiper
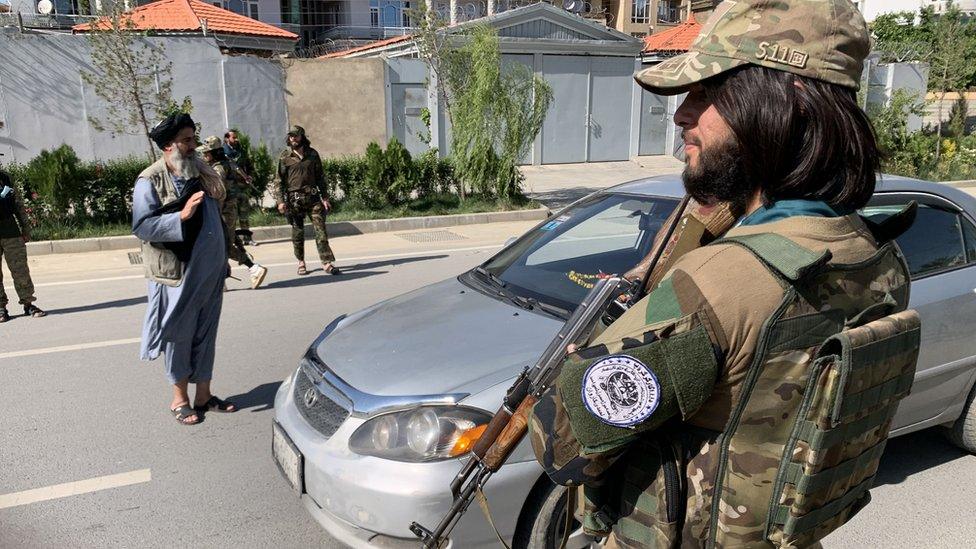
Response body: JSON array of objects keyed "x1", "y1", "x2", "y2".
[
  {"x1": 473, "y1": 267, "x2": 533, "y2": 310},
  {"x1": 525, "y1": 297, "x2": 570, "y2": 320}
]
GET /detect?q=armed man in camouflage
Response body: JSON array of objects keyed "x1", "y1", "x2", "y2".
[
  {"x1": 0, "y1": 167, "x2": 46, "y2": 322},
  {"x1": 223, "y1": 129, "x2": 256, "y2": 246},
  {"x1": 273, "y1": 125, "x2": 341, "y2": 276},
  {"x1": 198, "y1": 136, "x2": 268, "y2": 289},
  {"x1": 527, "y1": 1, "x2": 922, "y2": 547}
]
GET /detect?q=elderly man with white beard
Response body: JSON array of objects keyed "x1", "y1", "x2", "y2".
[{"x1": 132, "y1": 113, "x2": 239, "y2": 426}]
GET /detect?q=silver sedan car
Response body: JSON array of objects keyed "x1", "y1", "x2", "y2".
[{"x1": 272, "y1": 175, "x2": 976, "y2": 548}]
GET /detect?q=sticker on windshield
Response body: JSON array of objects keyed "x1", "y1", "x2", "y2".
[
  {"x1": 540, "y1": 214, "x2": 572, "y2": 231},
  {"x1": 582, "y1": 355, "x2": 660, "y2": 427}
]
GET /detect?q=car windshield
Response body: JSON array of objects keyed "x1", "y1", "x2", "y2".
[{"x1": 476, "y1": 193, "x2": 680, "y2": 313}]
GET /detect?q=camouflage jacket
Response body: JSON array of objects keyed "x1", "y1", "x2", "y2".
[
  {"x1": 272, "y1": 146, "x2": 326, "y2": 204},
  {"x1": 528, "y1": 213, "x2": 919, "y2": 548},
  {"x1": 211, "y1": 158, "x2": 247, "y2": 200}
]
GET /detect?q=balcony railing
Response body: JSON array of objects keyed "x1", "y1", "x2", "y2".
[{"x1": 0, "y1": 12, "x2": 97, "y2": 29}]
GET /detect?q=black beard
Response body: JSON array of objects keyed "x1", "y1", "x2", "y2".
[{"x1": 681, "y1": 137, "x2": 755, "y2": 217}]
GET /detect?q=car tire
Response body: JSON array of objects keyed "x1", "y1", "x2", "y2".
[
  {"x1": 947, "y1": 381, "x2": 976, "y2": 454},
  {"x1": 512, "y1": 477, "x2": 605, "y2": 549}
]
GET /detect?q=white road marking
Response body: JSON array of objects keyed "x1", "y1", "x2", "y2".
[
  {"x1": 8, "y1": 244, "x2": 503, "y2": 291},
  {"x1": 0, "y1": 338, "x2": 141, "y2": 360},
  {"x1": 0, "y1": 469, "x2": 151, "y2": 510}
]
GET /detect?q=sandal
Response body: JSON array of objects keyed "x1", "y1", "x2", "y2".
[
  {"x1": 24, "y1": 304, "x2": 46, "y2": 318},
  {"x1": 171, "y1": 404, "x2": 200, "y2": 425},
  {"x1": 195, "y1": 395, "x2": 238, "y2": 413},
  {"x1": 297, "y1": 264, "x2": 308, "y2": 276},
  {"x1": 323, "y1": 264, "x2": 342, "y2": 276},
  {"x1": 0, "y1": 308, "x2": 8, "y2": 323}
]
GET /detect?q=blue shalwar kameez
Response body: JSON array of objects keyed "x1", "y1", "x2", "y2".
[{"x1": 132, "y1": 175, "x2": 227, "y2": 385}]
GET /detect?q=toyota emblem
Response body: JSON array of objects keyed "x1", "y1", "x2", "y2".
[{"x1": 304, "y1": 387, "x2": 319, "y2": 408}]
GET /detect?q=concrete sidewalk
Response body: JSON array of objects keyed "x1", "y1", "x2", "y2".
[
  {"x1": 522, "y1": 156, "x2": 683, "y2": 209},
  {"x1": 6, "y1": 219, "x2": 541, "y2": 290}
]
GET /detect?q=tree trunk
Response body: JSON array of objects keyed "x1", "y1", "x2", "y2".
[{"x1": 936, "y1": 63, "x2": 948, "y2": 162}]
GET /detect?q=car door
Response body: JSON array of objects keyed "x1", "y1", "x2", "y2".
[{"x1": 862, "y1": 192, "x2": 976, "y2": 431}]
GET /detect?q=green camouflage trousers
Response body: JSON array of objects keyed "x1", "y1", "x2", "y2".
[
  {"x1": 0, "y1": 236, "x2": 36, "y2": 308},
  {"x1": 236, "y1": 196, "x2": 251, "y2": 231},
  {"x1": 286, "y1": 196, "x2": 335, "y2": 263},
  {"x1": 221, "y1": 196, "x2": 250, "y2": 266}
]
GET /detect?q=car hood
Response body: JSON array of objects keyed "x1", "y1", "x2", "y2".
[{"x1": 314, "y1": 277, "x2": 563, "y2": 397}]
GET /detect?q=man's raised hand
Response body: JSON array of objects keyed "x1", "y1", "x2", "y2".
[{"x1": 180, "y1": 191, "x2": 205, "y2": 221}]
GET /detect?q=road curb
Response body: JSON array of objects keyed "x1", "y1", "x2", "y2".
[{"x1": 25, "y1": 206, "x2": 551, "y2": 256}]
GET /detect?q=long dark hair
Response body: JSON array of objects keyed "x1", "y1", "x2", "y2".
[{"x1": 702, "y1": 66, "x2": 880, "y2": 211}]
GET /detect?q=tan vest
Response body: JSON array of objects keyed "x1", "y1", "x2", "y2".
[{"x1": 137, "y1": 158, "x2": 224, "y2": 287}]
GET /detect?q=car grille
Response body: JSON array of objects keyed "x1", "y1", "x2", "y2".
[{"x1": 293, "y1": 368, "x2": 350, "y2": 439}]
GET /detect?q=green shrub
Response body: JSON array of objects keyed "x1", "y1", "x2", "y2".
[
  {"x1": 25, "y1": 145, "x2": 83, "y2": 217},
  {"x1": 250, "y1": 142, "x2": 275, "y2": 197},
  {"x1": 384, "y1": 138, "x2": 416, "y2": 205},
  {"x1": 83, "y1": 156, "x2": 144, "y2": 223}
]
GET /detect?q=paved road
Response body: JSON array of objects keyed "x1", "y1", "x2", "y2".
[{"x1": 2, "y1": 219, "x2": 975, "y2": 548}]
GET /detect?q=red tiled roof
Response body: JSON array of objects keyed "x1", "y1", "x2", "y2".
[
  {"x1": 320, "y1": 35, "x2": 414, "y2": 58},
  {"x1": 73, "y1": 0, "x2": 297, "y2": 40},
  {"x1": 642, "y1": 14, "x2": 700, "y2": 53}
]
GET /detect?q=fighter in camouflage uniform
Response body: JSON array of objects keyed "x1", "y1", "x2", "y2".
[
  {"x1": 527, "y1": 2, "x2": 922, "y2": 547},
  {"x1": 223, "y1": 129, "x2": 256, "y2": 246},
  {"x1": 273, "y1": 125, "x2": 340, "y2": 276},
  {"x1": 197, "y1": 136, "x2": 268, "y2": 289},
  {"x1": 0, "y1": 167, "x2": 46, "y2": 322}
]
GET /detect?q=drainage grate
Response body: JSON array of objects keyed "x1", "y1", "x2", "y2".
[
  {"x1": 395, "y1": 230, "x2": 467, "y2": 243},
  {"x1": 128, "y1": 252, "x2": 143, "y2": 265}
]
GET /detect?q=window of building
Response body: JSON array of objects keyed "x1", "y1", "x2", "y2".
[
  {"x1": 657, "y1": 0, "x2": 679, "y2": 23},
  {"x1": 249, "y1": 1, "x2": 259, "y2": 19},
  {"x1": 631, "y1": 0, "x2": 650, "y2": 23},
  {"x1": 370, "y1": 0, "x2": 409, "y2": 27}
]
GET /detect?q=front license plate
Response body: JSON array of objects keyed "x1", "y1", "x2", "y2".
[{"x1": 272, "y1": 421, "x2": 304, "y2": 494}]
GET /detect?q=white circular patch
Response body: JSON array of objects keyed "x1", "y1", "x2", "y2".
[{"x1": 582, "y1": 355, "x2": 660, "y2": 427}]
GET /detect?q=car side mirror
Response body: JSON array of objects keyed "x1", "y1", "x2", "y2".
[{"x1": 504, "y1": 236, "x2": 517, "y2": 247}]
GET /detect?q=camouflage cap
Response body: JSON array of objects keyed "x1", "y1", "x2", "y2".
[
  {"x1": 635, "y1": 0, "x2": 870, "y2": 95},
  {"x1": 287, "y1": 125, "x2": 306, "y2": 137},
  {"x1": 196, "y1": 135, "x2": 222, "y2": 154}
]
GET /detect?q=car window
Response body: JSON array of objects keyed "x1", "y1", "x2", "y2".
[
  {"x1": 525, "y1": 200, "x2": 643, "y2": 266},
  {"x1": 481, "y1": 193, "x2": 679, "y2": 311},
  {"x1": 861, "y1": 202, "x2": 968, "y2": 278},
  {"x1": 963, "y1": 216, "x2": 976, "y2": 262}
]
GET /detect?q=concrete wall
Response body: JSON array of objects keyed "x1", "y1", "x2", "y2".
[
  {"x1": 0, "y1": 31, "x2": 288, "y2": 163},
  {"x1": 284, "y1": 58, "x2": 388, "y2": 157},
  {"x1": 924, "y1": 92, "x2": 976, "y2": 132}
]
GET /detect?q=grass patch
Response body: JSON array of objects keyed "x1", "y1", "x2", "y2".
[
  {"x1": 31, "y1": 220, "x2": 132, "y2": 242},
  {"x1": 28, "y1": 193, "x2": 541, "y2": 241}
]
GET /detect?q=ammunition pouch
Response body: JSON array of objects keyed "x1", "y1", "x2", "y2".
[{"x1": 765, "y1": 308, "x2": 920, "y2": 546}]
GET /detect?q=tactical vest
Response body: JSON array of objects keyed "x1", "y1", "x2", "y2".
[
  {"x1": 583, "y1": 232, "x2": 920, "y2": 549},
  {"x1": 137, "y1": 159, "x2": 183, "y2": 286}
]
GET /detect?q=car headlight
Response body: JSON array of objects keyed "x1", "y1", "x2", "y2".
[{"x1": 349, "y1": 406, "x2": 491, "y2": 462}]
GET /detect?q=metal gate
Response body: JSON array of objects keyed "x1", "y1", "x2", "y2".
[{"x1": 540, "y1": 55, "x2": 635, "y2": 164}]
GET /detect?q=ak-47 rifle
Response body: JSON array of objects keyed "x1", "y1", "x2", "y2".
[{"x1": 409, "y1": 197, "x2": 737, "y2": 549}]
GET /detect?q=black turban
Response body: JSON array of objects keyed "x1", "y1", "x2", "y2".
[{"x1": 149, "y1": 113, "x2": 196, "y2": 149}]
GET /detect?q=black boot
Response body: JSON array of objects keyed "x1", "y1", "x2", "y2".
[{"x1": 24, "y1": 304, "x2": 46, "y2": 318}]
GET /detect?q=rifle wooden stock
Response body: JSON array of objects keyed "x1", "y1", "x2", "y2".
[
  {"x1": 482, "y1": 395, "x2": 538, "y2": 471},
  {"x1": 470, "y1": 404, "x2": 513, "y2": 458}
]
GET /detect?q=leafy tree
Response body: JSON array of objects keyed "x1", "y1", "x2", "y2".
[
  {"x1": 80, "y1": 3, "x2": 185, "y2": 160},
  {"x1": 870, "y1": 2, "x2": 976, "y2": 159},
  {"x1": 411, "y1": 9, "x2": 552, "y2": 200},
  {"x1": 947, "y1": 95, "x2": 970, "y2": 138}
]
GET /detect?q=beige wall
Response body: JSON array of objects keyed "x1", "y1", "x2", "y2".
[{"x1": 284, "y1": 58, "x2": 388, "y2": 158}]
